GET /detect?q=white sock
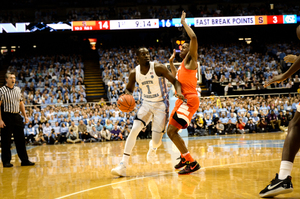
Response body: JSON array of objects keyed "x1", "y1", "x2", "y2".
[
  {"x1": 121, "y1": 154, "x2": 130, "y2": 167},
  {"x1": 122, "y1": 120, "x2": 144, "y2": 164},
  {"x1": 151, "y1": 131, "x2": 163, "y2": 149},
  {"x1": 278, "y1": 161, "x2": 293, "y2": 180}
]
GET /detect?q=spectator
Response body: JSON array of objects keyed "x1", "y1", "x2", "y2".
[
  {"x1": 204, "y1": 115, "x2": 213, "y2": 135},
  {"x1": 224, "y1": 83, "x2": 232, "y2": 96},
  {"x1": 236, "y1": 118, "x2": 249, "y2": 134},
  {"x1": 111, "y1": 125, "x2": 122, "y2": 140},
  {"x1": 66, "y1": 129, "x2": 81, "y2": 144},
  {"x1": 78, "y1": 120, "x2": 88, "y2": 140},
  {"x1": 88, "y1": 126, "x2": 100, "y2": 142},
  {"x1": 96, "y1": 120, "x2": 103, "y2": 132},
  {"x1": 215, "y1": 119, "x2": 225, "y2": 135},
  {"x1": 86, "y1": 120, "x2": 94, "y2": 135},
  {"x1": 187, "y1": 123, "x2": 195, "y2": 136},
  {"x1": 245, "y1": 120, "x2": 256, "y2": 133},
  {"x1": 26, "y1": 123, "x2": 36, "y2": 143},
  {"x1": 53, "y1": 122, "x2": 61, "y2": 140},
  {"x1": 48, "y1": 129, "x2": 59, "y2": 144},
  {"x1": 257, "y1": 117, "x2": 268, "y2": 133},
  {"x1": 132, "y1": 87, "x2": 140, "y2": 101},
  {"x1": 34, "y1": 132, "x2": 46, "y2": 145},
  {"x1": 122, "y1": 124, "x2": 130, "y2": 140},
  {"x1": 219, "y1": 114, "x2": 229, "y2": 130},
  {"x1": 267, "y1": 110, "x2": 280, "y2": 131},
  {"x1": 43, "y1": 122, "x2": 52, "y2": 142},
  {"x1": 194, "y1": 115, "x2": 206, "y2": 136},
  {"x1": 69, "y1": 121, "x2": 79, "y2": 138},
  {"x1": 252, "y1": 111, "x2": 260, "y2": 125},
  {"x1": 205, "y1": 70, "x2": 212, "y2": 91},
  {"x1": 105, "y1": 119, "x2": 113, "y2": 131},
  {"x1": 225, "y1": 119, "x2": 236, "y2": 134},
  {"x1": 100, "y1": 126, "x2": 112, "y2": 141},
  {"x1": 60, "y1": 123, "x2": 69, "y2": 143}
]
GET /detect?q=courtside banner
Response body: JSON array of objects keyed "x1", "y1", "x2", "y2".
[{"x1": 194, "y1": 16, "x2": 256, "y2": 27}]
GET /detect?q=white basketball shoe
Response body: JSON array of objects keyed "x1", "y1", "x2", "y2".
[
  {"x1": 147, "y1": 140, "x2": 157, "y2": 163},
  {"x1": 111, "y1": 162, "x2": 127, "y2": 177}
]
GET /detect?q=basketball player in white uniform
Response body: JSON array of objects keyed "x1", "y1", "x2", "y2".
[{"x1": 111, "y1": 47, "x2": 184, "y2": 177}]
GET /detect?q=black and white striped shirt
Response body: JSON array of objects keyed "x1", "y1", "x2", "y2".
[{"x1": 0, "y1": 85, "x2": 23, "y2": 113}]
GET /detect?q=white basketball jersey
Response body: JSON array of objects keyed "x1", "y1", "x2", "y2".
[{"x1": 135, "y1": 62, "x2": 168, "y2": 102}]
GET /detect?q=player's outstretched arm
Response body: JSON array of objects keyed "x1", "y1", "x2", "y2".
[
  {"x1": 155, "y1": 63, "x2": 184, "y2": 101},
  {"x1": 125, "y1": 69, "x2": 136, "y2": 95},
  {"x1": 264, "y1": 56, "x2": 300, "y2": 87},
  {"x1": 181, "y1": 11, "x2": 198, "y2": 61},
  {"x1": 169, "y1": 49, "x2": 177, "y2": 77}
]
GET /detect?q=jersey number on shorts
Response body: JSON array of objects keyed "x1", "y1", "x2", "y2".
[{"x1": 146, "y1": 85, "x2": 152, "y2": 94}]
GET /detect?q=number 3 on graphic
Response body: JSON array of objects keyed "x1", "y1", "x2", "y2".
[{"x1": 146, "y1": 85, "x2": 151, "y2": 94}]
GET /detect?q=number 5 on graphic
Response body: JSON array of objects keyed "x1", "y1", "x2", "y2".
[{"x1": 146, "y1": 85, "x2": 151, "y2": 94}]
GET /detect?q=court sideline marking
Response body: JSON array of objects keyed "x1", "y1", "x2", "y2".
[{"x1": 55, "y1": 158, "x2": 281, "y2": 199}]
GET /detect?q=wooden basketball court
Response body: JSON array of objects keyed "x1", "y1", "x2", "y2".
[{"x1": 1, "y1": 132, "x2": 300, "y2": 199}]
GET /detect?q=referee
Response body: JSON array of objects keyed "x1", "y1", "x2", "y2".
[{"x1": 0, "y1": 72, "x2": 34, "y2": 167}]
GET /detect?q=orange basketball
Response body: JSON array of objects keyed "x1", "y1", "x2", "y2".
[
  {"x1": 297, "y1": 25, "x2": 300, "y2": 40},
  {"x1": 117, "y1": 94, "x2": 136, "y2": 112}
]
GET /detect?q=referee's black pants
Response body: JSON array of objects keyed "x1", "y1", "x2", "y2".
[{"x1": 1, "y1": 113, "x2": 29, "y2": 164}]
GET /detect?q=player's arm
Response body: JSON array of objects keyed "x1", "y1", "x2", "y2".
[
  {"x1": 155, "y1": 63, "x2": 184, "y2": 101},
  {"x1": 265, "y1": 56, "x2": 300, "y2": 87},
  {"x1": 169, "y1": 49, "x2": 177, "y2": 77},
  {"x1": 125, "y1": 69, "x2": 136, "y2": 95},
  {"x1": 181, "y1": 11, "x2": 198, "y2": 63}
]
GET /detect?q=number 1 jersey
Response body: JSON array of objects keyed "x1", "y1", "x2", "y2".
[{"x1": 135, "y1": 62, "x2": 168, "y2": 102}]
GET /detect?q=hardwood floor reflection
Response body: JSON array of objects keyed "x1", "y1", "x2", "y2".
[{"x1": 1, "y1": 132, "x2": 300, "y2": 199}]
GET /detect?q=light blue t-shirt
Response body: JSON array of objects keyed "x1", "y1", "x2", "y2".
[
  {"x1": 219, "y1": 117, "x2": 228, "y2": 124},
  {"x1": 228, "y1": 117, "x2": 237, "y2": 124}
]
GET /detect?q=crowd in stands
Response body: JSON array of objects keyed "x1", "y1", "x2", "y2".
[
  {"x1": 194, "y1": 3, "x2": 300, "y2": 18},
  {"x1": 99, "y1": 41, "x2": 300, "y2": 101},
  {"x1": 66, "y1": 7, "x2": 141, "y2": 22},
  {"x1": 6, "y1": 54, "x2": 87, "y2": 105},
  {"x1": 34, "y1": 9, "x2": 59, "y2": 23},
  {"x1": 1, "y1": 2, "x2": 299, "y2": 23},
  {"x1": 117, "y1": 7, "x2": 141, "y2": 19},
  {"x1": 66, "y1": 8, "x2": 114, "y2": 22},
  {"x1": 198, "y1": 42, "x2": 300, "y2": 93},
  {"x1": 21, "y1": 92, "x2": 299, "y2": 145},
  {"x1": 0, "y1": 11, "x2": 26, "y2": 23},
  {"x1": 187, "y1": 94, "x2": 297, "y2": 136},
  {"x1": 148, "y1": 6, "x2": 193, "y2": 19},
  {"x1": 23, "y1": 100, "x2": 150, "y2": 145},
  {"x1": 148, "y1": 3, "x2": 300, "y2": 19}
]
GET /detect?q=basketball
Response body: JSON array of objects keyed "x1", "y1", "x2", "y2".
[
  {"x1": 297, "y1": 25, "x2": 300, "y2": 40},
  {"x1": 117, "y1": 94, "x2": 136, "y2": 112}
]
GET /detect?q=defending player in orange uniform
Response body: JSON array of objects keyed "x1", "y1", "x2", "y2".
[{"x1": 167, "y1": 11, "x2": 200, "y2": 175}]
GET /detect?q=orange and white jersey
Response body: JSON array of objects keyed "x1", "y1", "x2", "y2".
[{"x1": 176, "y1": 60, "x2": 198, "y2": 96}]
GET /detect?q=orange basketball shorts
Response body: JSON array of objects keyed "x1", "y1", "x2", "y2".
[{"x1": 169, "y1": 94, "x2": 200, "y2": 129}]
